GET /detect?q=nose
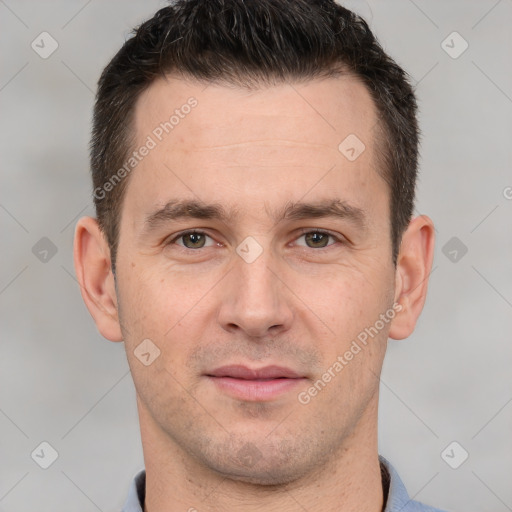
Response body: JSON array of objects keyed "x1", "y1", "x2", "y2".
[{"x1": 217, "y1": 248, "x2": 294, "y2": 339}]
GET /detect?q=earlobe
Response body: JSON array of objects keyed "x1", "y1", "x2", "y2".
[
  {"x1": 73, "y1": 217, "x2": 123, "y2": 342},
  {"x1": 388, "y1": 215, "x2": 435, "y2": 340}
]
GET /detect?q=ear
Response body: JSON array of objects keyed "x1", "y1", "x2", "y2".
[
  {"x1": 388, "y1": 215, "x2": 435, "y2": 340},
  {"x1": 73, "y1": 217, "x2": 123, "y2": 342}
]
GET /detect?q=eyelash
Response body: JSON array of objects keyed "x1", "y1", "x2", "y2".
[{"x1": 166, "y1": 229, "x2": 343, "y2": 250}]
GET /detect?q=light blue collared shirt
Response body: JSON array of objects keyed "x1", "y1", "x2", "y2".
[{"x1": 122, "y1": 455, "x2": 446, "y2": 511}]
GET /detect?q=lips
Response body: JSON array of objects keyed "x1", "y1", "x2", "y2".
[
  {"x1": 205, "y1": 364, "x2": 306, "y2": 401},
  {"x1": 207, "y1": 365, "x2": 302, "y2": 380}
]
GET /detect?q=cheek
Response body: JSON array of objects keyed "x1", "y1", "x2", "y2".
[
  {"x1": 292, "y1": 264, "x2": 392, "y2": 348},
  {"x1": 116, "y1": 263, "x2": 222, "y2": 383},
  {"x1": 117, "y1": 263, "x2": 200, "y2": 334},
  {"x1": 297, "y1": 271, "x2": 390, "y2": 416},
  {"x1": 116, "y1": 268, "x2": 202, "y2": 400}
]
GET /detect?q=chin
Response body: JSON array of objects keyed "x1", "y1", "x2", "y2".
[
  {"x1": 216, "y1": 461, "x2": 307, "y2": 487},
  {"x1": 201, "y1": 437, "x2": 321, "y2": 487}
]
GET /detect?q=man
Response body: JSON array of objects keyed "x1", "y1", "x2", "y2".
[{"x1": 74, "y1": 0, "x2": 442, "y2": 510}]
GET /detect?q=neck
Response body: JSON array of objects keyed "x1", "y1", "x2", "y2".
[{"x1": 139, "y1": 396, "x2": 384, "y2": 512}]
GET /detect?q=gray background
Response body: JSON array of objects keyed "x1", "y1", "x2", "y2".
[{"x1": 1, "y1": 0, "x2": 511, "y2": 511}]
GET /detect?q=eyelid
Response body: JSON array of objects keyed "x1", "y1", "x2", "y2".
[
  {"x1": 293, "y1": 228, "x2": 344, "y2": 246},
  {"x1": 164, "y1": 228, "x2": 345, "y2": 250},
  {"x1": 166, "y1": 229, "x2": 218, "y2": 248}
]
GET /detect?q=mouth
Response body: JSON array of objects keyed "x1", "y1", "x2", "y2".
[{"x1": 204, "y1": 364, "x2": 307, "y2": 401}]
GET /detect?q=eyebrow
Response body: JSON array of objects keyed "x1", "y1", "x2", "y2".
[
  {"x1": 142, "y1": 200, "x2": 236, "y2": 233},
  {"x1": 142, "y1": 198, "x2": 366, "y2": 234},
  {"x1": 274, "y1": 199, "x2": 366, "y2": 229}
]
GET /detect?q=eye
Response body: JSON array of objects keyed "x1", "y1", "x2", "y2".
[
  {"x1": 172, "y1": 231, "x2": 216, "y2": 249},
  {"x1": 295, "y1": 230, "x2": 340, "y2": 249}
]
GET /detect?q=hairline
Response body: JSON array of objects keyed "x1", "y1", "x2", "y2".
[{"x1": 108, "y1": 70, "x2": 397, "y2": 271}]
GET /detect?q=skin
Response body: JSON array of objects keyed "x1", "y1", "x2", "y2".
[{"x1": 74, "y1": 74, "x2": 435, "y2": 512}]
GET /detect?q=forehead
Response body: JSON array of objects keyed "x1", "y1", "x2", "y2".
[
  {"x1": 134, "y1": 74, "x2": 378, "y2": 153},
  {"x1": 125, "y1": 74, "x2": 385, "y2": 225}
]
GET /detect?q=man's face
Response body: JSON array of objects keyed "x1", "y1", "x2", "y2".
[{"x1": 115, "y1": 75, "x2": 397, "y2": 484}]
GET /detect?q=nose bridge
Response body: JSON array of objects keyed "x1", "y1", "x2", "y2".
[
  {"x1": 217, "y1": 241, "x2": 292, "y2": 337},
  {"x1": 238, "y1": 250, "x2": 276, "y2": 300}
]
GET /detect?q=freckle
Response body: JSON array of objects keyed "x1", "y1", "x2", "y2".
[{"x1": 131, "y1": 262, "x2": 136, "y2": 268}]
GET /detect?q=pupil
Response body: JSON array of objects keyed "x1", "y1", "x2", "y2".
[
  {"x1": 186, "y1": 233, "x2": 204, "y2": 248},
  {"x1": 306, "y1": 232, "x2": 328, "y2": 248}
]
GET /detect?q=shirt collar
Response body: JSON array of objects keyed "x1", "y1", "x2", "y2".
[{"x1": 122, "y1": 455, "x2": 444, "y2": 512}]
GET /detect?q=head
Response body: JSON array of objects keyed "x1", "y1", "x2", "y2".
[{"x1": 75, "y1": 0, "x2": 434, "y2": 487}]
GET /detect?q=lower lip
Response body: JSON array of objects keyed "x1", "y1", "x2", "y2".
[{"x1": 206, "y1": 376, "x2": 306, "y2": 401}]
